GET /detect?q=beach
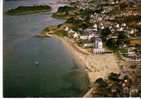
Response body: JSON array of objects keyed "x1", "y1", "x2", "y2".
[{"x1": 51, "y1": 35, "x2": 120, "y2": 83}]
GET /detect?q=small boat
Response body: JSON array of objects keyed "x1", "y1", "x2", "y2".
[{"x1": 35, "y1": 61, "x2": 39, "y2": 65}]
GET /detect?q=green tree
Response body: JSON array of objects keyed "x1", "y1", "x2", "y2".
[
  {"x1": 94, "y1": 78, "x2": 110, "y2": 96},
  {"x1": 101, "y1": 28, "x2": 112, "y2": 40},
  {"x1": 117, "y1": 31, "x2": 129, "y2": 47},
  {"x1": 57, "y1": 6, "x2": 74, "y2": 13},
  {"x1": 106, "y1": 38, "x2": 118, "y2": 50},
  {"x1": 108, "y1": 73, "x2": 120, "y2": 82}
]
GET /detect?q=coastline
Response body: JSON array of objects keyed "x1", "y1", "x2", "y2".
[{"x1": 50, "y1": 34, "x2": 120, "y2": 83}]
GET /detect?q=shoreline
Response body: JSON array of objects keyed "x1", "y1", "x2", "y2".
[{"x1": 50, "y1": 34, "x2": 120, "y2": 83}]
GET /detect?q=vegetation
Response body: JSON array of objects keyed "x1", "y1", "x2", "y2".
[
  {"x1": 52, "y1": 6, "x2": 76, "y2": 19},
  {"x1": 54, "y1": 30, "x2": 68, "y2": 37},
  {"x1": 106, "y1": 38, "x2": 118, "y2": 51},
  {"x1": 117, "y1": 31, "x2": 129, "y2": 47},
  {"x1": 41, "y1": 24, "x2": 70, "y2": 37},
  {"x1": 100, "y1": 27, "x2": 112, "y2": 40},
  {"x1": 66, "y1": 17, "x2": 91, "y2": 29},
  {"x1": 79, "y1": 8, "x2": 93, "y2": 18},
  {"x1": 110, "y1": 15, "x2": 141, "y2": 24},
  {"x1": 42, "y1": 25, "x2": 59, "y2": 32},
  {"x1": 57, "y1": 6, "x2": 75, "y2": 13},
  {"x1": 92, "y1": 73, "x2": 133, "y2": 97},
  {"x1": 7, "y1": 5, "x2": 51, "y2": 15}
]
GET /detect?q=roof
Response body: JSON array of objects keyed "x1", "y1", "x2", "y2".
[{"x1": 128, "y1": 38, "x2": 141, "y2": 46}]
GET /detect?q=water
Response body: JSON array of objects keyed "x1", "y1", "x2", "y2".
[{"x1": 3, "y1": 0, "x2": 90, "y2": 97}]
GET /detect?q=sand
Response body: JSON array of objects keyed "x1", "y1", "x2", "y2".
[{"x1": 52, "y1": 35, "x2": 120, "y2": 83}]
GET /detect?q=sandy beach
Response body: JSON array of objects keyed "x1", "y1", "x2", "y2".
[{"x1": 52, "y1": 35, "x2": 120, "y2": 83}]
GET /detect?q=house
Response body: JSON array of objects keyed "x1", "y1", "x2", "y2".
[
  {"x1": 68, "y1": 29, "x2": 75, "y2": 34},
  {"x1": 126, "y1": 39, "x2": 141, "y2": 59},
  {"x1": 108, "y1": 35, "x2": 118, "y2": 40},
  {"x1": 137, "y1": 22, "x2": 141, "y2": 25},
  {"x1": 118, "y1": 27, "x2": 124, "y2": 31},
  {"x1": 127, "y1": 47, "x2": 136, "y2": 57},
  {"x1": 65, "y1": 26, "x2": 69, "y2": 32},
  {"x1": 121, "y1": 23, "x2": 127, "y2": 27},
  {"x1": 99, "y1": 23, "x2": 105, "y2": 29},
  {"x1": 68, "y1": 29, "x2": 77, "y2": 38},
  {"x1": 93, "y1": 38, "x2": 105, "y2": 54},
  {"x1": 115, "y1": 24, "x2": 120, "y2": 28},
  {"x1": 88, "y1": 33, "x2": 95, "y2": 40},
  {"x1": 73, "y1": 32, "x2": 80, "y2": 39},
  {"x1": 83, "y1": 43, "x2": 94, "y2": 48},
  {"x1": 129, "y1": 29, "x2": 137, "y2": 35},
  {"x1": 80, "y1": 35, "x2": 89, "y2": 40},
  {"x1": 93, "y1": 24, "x2": 98, "y2": 31}
]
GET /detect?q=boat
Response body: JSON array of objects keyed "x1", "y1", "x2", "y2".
[{"x1": 35, "y1": 61, "x2": 39, "y2": 65}]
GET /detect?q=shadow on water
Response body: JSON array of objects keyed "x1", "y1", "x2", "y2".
[
  {"x1": 4, "y1": 0, "x2": 90, "y2": 97},
  {"x1": 46, "y1": 69, "x2": 90, "y2": 97}
]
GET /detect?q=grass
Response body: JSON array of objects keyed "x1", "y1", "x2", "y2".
[
  {"x1": 42, "y1": 24, "x2": 69, "y2": 37},
  {"x1": 54, "y1": 30, "x2": 68, "y2": 37}
]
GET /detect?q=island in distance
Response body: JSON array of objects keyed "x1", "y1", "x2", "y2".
[{"x1": 6, "y1": 5, "x2": 51, "y2": 15}]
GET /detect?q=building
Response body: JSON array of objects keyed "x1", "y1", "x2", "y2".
[
  {"x1": 93, "y1": 38, "x2": 105, "y2": 54},
  {"x1": 83, "y1": 43, "x2": 94, "y2": 48},
  {"x1": 95, "y1": 38, "x2": 103, "y2": 48},
  {"x1": 80, "y1": 35, "x2": 89, "y2": 40},
  {"x1": 73, "y1": 32, "x2": 80, "y2": 39}
]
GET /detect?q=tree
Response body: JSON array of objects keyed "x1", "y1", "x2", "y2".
[
  {"x1": 108, "y1": 73, "x2": 120, "y2": 82},
  {"x1": 117, "y1": 31, "x2": 129, "y2": 47},
  {"x1": 57, "y1": 6, "x2": 74, "y2": 13},
  {"x1": 94, "y1": 78, "x2": 110, "y2": 97},
  {"x1": 106, "y1": 38, "x2": 118, "y2": 50},
  {"x1": 100, "y1": 28, "x2": 112, "y2": 40},
  {"x1": 95, "y1": 78, "x2": 108, "y2": 87},
  {"x1": 79, "y1": 8, "x2": 92, "y2": 18}
]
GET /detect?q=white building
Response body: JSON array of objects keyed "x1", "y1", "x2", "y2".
[
  {"x1": 88, "y1": 33, "x2": 95, "y2": 40},
  {"x1": 93, "y1": 38, "x2": 105, "y2": 54},
  {"x1": 80, "y1": 35, "x2": 89, "y2": 40},
  {"x1": 115, "y1": 24, "x2": 120, "y2": 28},
  {"x1": 121, "y1": 23, "x2": 126, "y2": 27},
  {"x1": 65, "y1": 26, "x2": 69, "y2": 32},
  {"x1": 95, "y1": 38, "x2": 103, "y2": 48},
  {"x1": 73, "y1": 32, "x2": 80, "y2": 39},
  {"x1": 118, "y1": 27, "x2": 124, "y2": 31},
  {"x1": 83, "y1": 43, "x2": 94, "y2": 48},
  {"x1": 68, "y1": 29, "x2": 75, "y2": 34}
]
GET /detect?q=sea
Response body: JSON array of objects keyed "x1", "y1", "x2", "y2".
[{"x1": 3, "y1": 0, "x2": 89, "y2": 97}]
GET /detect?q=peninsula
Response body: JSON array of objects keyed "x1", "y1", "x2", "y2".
[{"x1": 7, "y1": 5, "x2": 51, "y2": 15}]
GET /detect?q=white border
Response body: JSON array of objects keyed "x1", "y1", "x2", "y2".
[
  {"x1": 0, "y1": 0, "x2": 3, "y2": 98},
  {"x1": 0, "y1": 0, "x2": 141, "y2": 99}
]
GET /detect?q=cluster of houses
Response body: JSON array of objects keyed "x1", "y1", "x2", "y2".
[
  {"x1": 126, "y1": 39, "x2": 141, "y2": 60},
  {"x1": 62, "y1": 0, "x2": 141, "y2": 59},
  {"x1": 88, "y1": 0, "x2": 141, "y2": 60},
  {"x1": 64, "y1": 26, "x2": 105, "y2": 54}
]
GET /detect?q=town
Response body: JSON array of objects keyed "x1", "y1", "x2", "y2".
[
  {"x1": 44, "y1": 0, "x2": 141, "y2": 61},
  {"x1": 40, "y1": 0, "x2": 141, "y2": 97}
]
